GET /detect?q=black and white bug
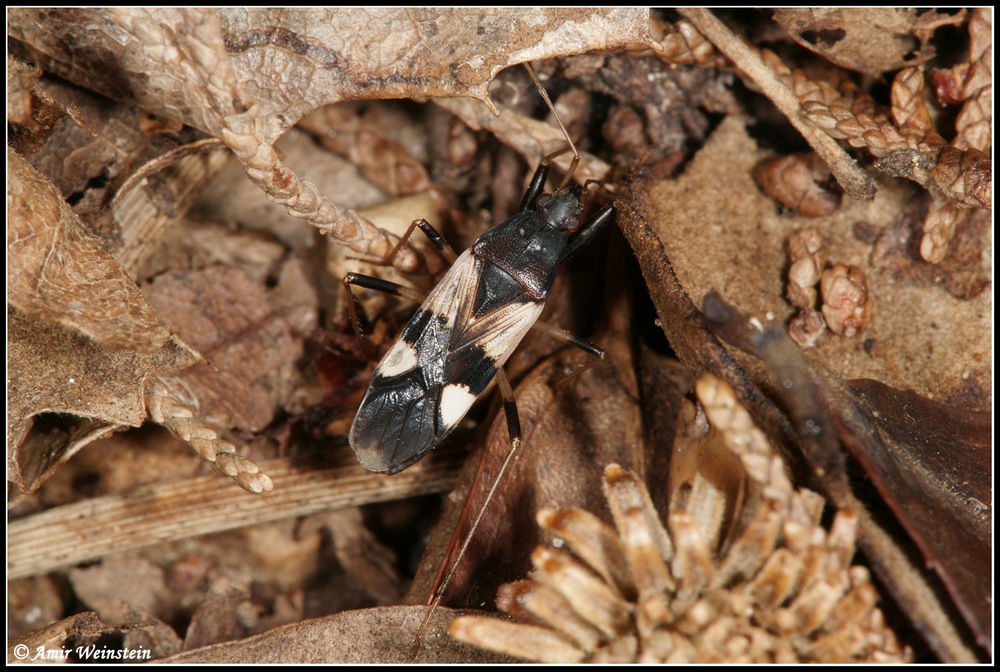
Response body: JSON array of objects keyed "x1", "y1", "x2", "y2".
[
  {"x1": 347, "y1": 160, "x2": 614, "y2": 474},
  {"x1": 345, "y1": 74, "x2": 614, "y2": 476}
]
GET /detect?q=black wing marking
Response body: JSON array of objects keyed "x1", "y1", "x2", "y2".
[{"x1": 350, "y1": 250, "x2": 543, "y2": 473}]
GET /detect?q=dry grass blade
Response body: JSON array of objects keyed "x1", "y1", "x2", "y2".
[{"x1": 8, "y1": 447, "x2": 463, "y2": 580}]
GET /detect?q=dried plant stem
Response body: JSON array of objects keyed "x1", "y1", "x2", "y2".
[
  {"x1": 145, "y1": 376, "x2": 274, "y2": 495},
  {"x1": 217, "y1": 108, "x2": 427, "y2": 272},
  {"x1": 7, "y1": 446, "x2": 464, "y2": 580},
  {"x1": 852, "y1": 507, "x2": 980, "y2": 663},
  {"x1": 678, "y1": 8, "x2": 875, "y2": 202}
]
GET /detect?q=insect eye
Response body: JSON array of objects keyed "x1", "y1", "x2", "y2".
[
  {"x1": 565, "y1": 215, "x2": 581, "y2": 232},
  {"x1": 536, "y1": 193, "x2": 551, "y2": 208}
]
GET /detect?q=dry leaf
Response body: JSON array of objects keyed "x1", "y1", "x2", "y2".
[
  {"x1": 6, "y1": 611, "x2": 181, "y2": 664},
  {"x1": 9, "y1": 8, "x2": 652, "y2": 268},
  {"x1": 144, "y1": 265, "x2": 306, "y2": 433},
  {"x1": 772, "y1": 8, "x2": 959, "y2": 77},
  {"x1": 840, "y1": 379, "x2": 991, "y2": 652},
  {"x1": 7, "y1": 308, "x2": 200, "y2": 494},
  {"x1": 11, "y1": 9, "x2": 650, "y2": 142},
  {"x1": 8, "y1": 151, "x2": 172, "y2": 353},
  {"x1": 160, "y1": 605, "x2": 509, "y2": 663}
]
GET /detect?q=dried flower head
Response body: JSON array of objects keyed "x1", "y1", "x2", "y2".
[
  {"x1": 786, "y1": 227, "x2": 829, "y2": 348},
  {"x1": 820, "y1": 263, "x2": 873, "y2": 338},
  {"x1": 450, "y1": 374, "x2": 910, "y2": 663}
]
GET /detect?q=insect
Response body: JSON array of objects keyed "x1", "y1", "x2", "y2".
[
  {"x1": 345, "y1": 71, "x2": 615, "y2": 476},
  {"x1": 343, "y1": 64, "x2": 615, "y2": 655}
]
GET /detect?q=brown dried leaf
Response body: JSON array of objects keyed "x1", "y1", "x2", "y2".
[
  {"x1": 8, "y1": 612, "x2": 106, "y2": 664},
  {"x1": 619, "y1": 116, "x2": 990, "y2": 408},
  {"x1": 7, "y1": 308, "x2": 200, "y2": 494},
  {"x1": 159, "y1": 605, "x2": 509, "y2": 663},
  {"x1": 144, "y1": 265, "x2": 305, "y2": 433},
  {"x1": 772, "y1": 8, "x2": 951, "y2": 77},
  {"x1": 9, "y1": 73, "x2": 234, "y2": 279},
  {"x1": 841, "y1": 379, "x2": 991, "y2": 652},
  {"x1": 9, "y1": 8, "x2": 651, "y2": 144},
  {"x1": 6, "y1": 611, "x2": 181, "y2": 664},
  {"x1": 7, "y1": 151, "x2": 171, "y2": 353},
  {"x1": 9, "y1": 9, "x2": 652, "y2": 271}
]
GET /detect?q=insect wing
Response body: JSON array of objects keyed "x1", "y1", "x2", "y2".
[{"x1": 350, "y1": 250, "x2": 543, "y2": 473}]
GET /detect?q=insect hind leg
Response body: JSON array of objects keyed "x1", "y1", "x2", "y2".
[{"x1": 409, "y1": 366, "x2": 524, "y2": 658}]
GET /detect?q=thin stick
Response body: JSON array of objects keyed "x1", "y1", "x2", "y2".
[{"x1": 679, "y1": 8, "x2": 875, "y2": 201}]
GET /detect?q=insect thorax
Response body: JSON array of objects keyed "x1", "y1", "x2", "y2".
[{"x1": 473, "y1": 210, "x2": 573, "y2": 301}]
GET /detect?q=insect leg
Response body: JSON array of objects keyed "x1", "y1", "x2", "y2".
[
  {"x1": 342, "y1": 273, "x2": 427, "y2": 356},
  {"x1": 562, "y1": 202, "x2": 616, "y2": 259},
  {"x1": 530, "y1": 320, "x2": 605, "y2": 361},
  {"x1": 410, "y1": 367, "x2": 524, "y2": 658},
  {"x1": 365, "y1": 218, "x2": 458, "y2": 268}
]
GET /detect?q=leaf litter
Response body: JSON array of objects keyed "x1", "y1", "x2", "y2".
[{"x1": 6, "y1": 8, "x2": 991, "y2": 663}]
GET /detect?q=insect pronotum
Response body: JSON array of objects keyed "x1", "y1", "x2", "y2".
[{"x1": 343, "y1": 62, "x2": 615, "y2": 653}]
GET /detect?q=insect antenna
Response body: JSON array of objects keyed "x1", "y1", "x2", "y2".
[{"x1": 523, "y1": 62, "x2": 579, "y2": 188}]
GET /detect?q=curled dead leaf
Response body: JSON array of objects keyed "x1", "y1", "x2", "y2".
[
  {"x1": 772, "y1": 8, "x2": 963, "y2": 77},
  {"x1": 7, "y1": 308, "x2": 200, "y2": 496},
  {"x1": 8, "y1": 151, "x2": 171, "y2": 353}
]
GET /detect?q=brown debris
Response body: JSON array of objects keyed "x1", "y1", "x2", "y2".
[
  {"x1": 450, "y1": 375, "x2": 911, "y2": 663},
  {"x1": 755, "y1": 153, "x2": 843, "y2": 217},
  {"x1": 820, "y1": 263, "x2": 872, "y2": 338},
  {"x1": 772, "y1": 8, "x2": 962, "y2": 78}
]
